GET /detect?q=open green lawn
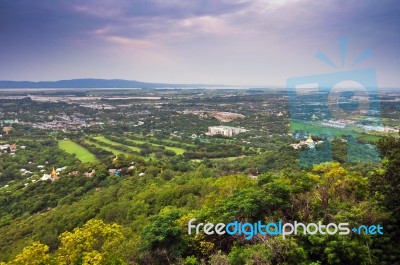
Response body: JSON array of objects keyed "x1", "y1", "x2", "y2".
[
  {"x1": 290, "y1": 121, "x2": 356, "y2": 137},
  {"x1": 93, "y1": 136, "x2": 141, "y2": 152},
  {"x1": 163, "y1": 146, "x2": 186, "y2": 155},
  {"x1": 129, "y1": 139, "x2": 146, "y2": 145},
  {"x1": 58, "y1": 140, "x2": 97, "y2": 163},
  {"x1": 127, "y1": 138, "x2": 186, "y2": 155},
  {"x1": 85, "y1": 140, "x2": 127, "y2": 156},
  {"x1": 357, "y1": 134, "x2": 381, "y2": 142},
  {"x1": 151, "y1": 138, "x2": 195, "y2": 147},
  {"x1": 291, "y1": 121, "x2": 383, "y2": 142},
  {"x1": 92, "y1": 135, "x2": 186, "y2": 155},
  {"x1": 191, "y1": 156, "x2": 246, "y2": 162}
]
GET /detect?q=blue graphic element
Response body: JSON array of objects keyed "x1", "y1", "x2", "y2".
[
  {"x1": 287, "y1": 39, "x2": 381, "y2": 167},
  {"x1": 350, "y1": 49, "x2": 373, "y2": 68},
  {"x1": 315, "y1": 38, "x2": 372, "y2": 69},
  {"x1": 315, "y1": 50, "x2": 338, "y2": 68},
  {"x1": 352, "y1": 225, "x2": 384, "y2": 235},
  {"x1": 339, "y1": 38, "x2": 348, "y2": 67}
]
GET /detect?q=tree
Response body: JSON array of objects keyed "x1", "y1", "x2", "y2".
[
  {"x1": 8, "y1": 242, "x2": 51, "y2": 265},
  {"x1": 56, "y1": 219, "x2": 124, "y2": 265},
  {"x1": 215, "y1": 187, "x2": 270, "y2": 221},
  {"x1": 370, "y1": 135, "x2": 400, "y2": 264},
  {"x1": 145, "y1": 166, "x2": 160, "y2": 178},
  {"x1": 374, "y1": 135, "x2": 400, "y2": 218},
  {"x1": 228, "y1": 244, "x2": 272, "y2": 265},
  {"x1": 141, "y1": 207, "x2": 187, "y2": 263},
  {"x1": 307, "y1": 162, "x2": 348, "y2": 219}
]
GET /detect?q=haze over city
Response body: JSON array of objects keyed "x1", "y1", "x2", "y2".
[{"x1": 1, "y1": 0, "x2": 400, "y2": 87}]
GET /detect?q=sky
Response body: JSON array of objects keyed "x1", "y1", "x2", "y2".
[{"x1": 1, "y1": 0, "x2": 400, "y2": 87}]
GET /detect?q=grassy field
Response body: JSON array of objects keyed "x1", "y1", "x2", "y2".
[
  {"x1": 85, "y1": 140, "x2": 127, "y2": 155},
  {"x1": 357, "y1": 134, "x2": 381, "y2": 142},
  {"x1": 58, "y1": 140, "x2": 97, "y2": 163},
  {"x1": 291, "y1": 121, "x2": 382, "y2": 142},
  {"x1": 91, "y1": 135, "x2": 186, "y2": 156},
  {"x1": 93, "y1": 136, "x2": 141, "y2": 152},
  {"x1": 161, "y1": 146, "x2": 185, "y2": 155},
  {"x1": 151, "y1": 138, "x2": 195, "y2": 147},
  {"x1": 290, "y1": 121, "x2": 356, "y2": 137},
  {"x1": 164, "y1": 146, "x2": 186, "y2": 155},
  {"x1": 127, "y1": 138, "x2": 186, "y2": 155},
  {"x1": 192, "y1": 156, "x2": 247, "y2": 162},
  {"x1": 129, "y1": 139, "x2": 146, "y2": 145}
]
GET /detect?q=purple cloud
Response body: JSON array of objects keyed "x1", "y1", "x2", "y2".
[{"x1": 0, "y1": 0, "x2": 399, "y2": 86}]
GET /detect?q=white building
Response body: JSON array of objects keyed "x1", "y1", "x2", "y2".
[
  {"x1": 206, "y1": 126, "x2": 247, "y2": 137},
  {"x1": 321, "y1": 120, "x2": 346, "y2": 129}
]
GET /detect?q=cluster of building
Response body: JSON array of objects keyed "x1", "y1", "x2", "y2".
[
  {"x1": 360, "y1": 125, "x2": 398, "y2": 133},
  {"x1": 319, "y1": 118, "x2": 398, "y2": 133},
  {"x1": 32, "y1": 120, "x2": 87, "y2": 131},
  {"x1": 209, "y1": 111, "x2": 245, "y2": 122},
  {"x1": 321, "y1": 120, "x2": 348, "y2": 129},
  {"x1": 40, "y1": 166, "x2": 67, "y2": 181},
  {"x1": 79, "y1": 103, "x2": 115, "y2": 110},
  {"x1": 40, "y1": 167, "x2": 59, "y2": 181},
  {"x1": 0, "y1": 143, "x2": 21, "y2": 155},
  {"x1": 291, "y1": 134, "x2": 323, "y2": 149},
  {"x1": 0, "y1": 119, "x2": 19, "y2": 126},
  {"x1": 182, "y1": 110, "x2": 245, "y2": 122},
  {"x1": 29, "y1": 95, "x2": 102, "y2": 103},
  {"x1": 30, "y1": 114, "x2": 104, "y2": 131},
  {"x1": 1, "y1": 120, "x2": 15, "y2": 138}
]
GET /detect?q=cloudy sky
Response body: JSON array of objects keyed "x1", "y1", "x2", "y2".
[{"x1": 1, "y1": 0, "x2": 399, "y2": 87}]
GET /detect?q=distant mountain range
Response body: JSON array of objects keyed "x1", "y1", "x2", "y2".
[{"x1": 0, "y1": 79, "x2": 213, "y2": 89}]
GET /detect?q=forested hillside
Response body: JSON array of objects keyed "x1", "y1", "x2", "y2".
[{"x1": 0, "y1": 134, "x2": 399, "y2": 264}]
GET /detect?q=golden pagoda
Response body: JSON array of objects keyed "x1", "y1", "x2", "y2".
[
  {"x1": 306, "y1": 133, "x2": 314, "y2": 143},
  {"x1": 51, "y1": 167, "x2": 58, "y2": 178}
]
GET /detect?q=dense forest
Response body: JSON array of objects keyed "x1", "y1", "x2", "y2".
[{"x1": 0, "y1": 133, "x2": 399, "y2": 264}]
